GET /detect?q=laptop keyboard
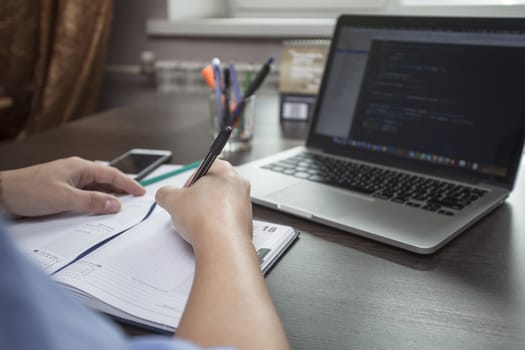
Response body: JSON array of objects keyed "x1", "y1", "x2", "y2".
[{"x1": 261, "y1": 152, "x2": 488, "y2": 216}]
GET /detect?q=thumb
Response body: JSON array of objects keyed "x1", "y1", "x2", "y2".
[
  {"x1": 69, "y1": 188, "x2": 121, "y2": 214},
  {"x1": 155, "y1": 186, "x2": 184, "y2": 214},
  {"x1": 155, "y1": 186, "x2": 193, "y2": 244}
]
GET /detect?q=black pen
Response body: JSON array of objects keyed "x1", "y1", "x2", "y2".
[
  {"x1": 189, "y1": 125, "x2": 233, "y2": 186},
  {"x1": 231, "y1": 57, "x2": 273, "y2": 126},
  {"x1": 245, "y1": 57, "x2": 273, "y2": 98}
]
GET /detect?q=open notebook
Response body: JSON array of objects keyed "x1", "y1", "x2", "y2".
[{"x1": 8, "y1": 165, "x2": 298, "y2": 333}]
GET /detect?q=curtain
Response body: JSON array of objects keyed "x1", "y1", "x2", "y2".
[{"x1": 0, "y1": 0, "x2": 113, "y2": 141}]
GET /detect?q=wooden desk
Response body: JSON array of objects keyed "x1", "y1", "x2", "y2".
[{"x1": 2, "y1": 92, "x2": 524, "y2": 349}]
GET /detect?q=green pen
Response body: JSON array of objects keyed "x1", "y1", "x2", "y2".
[
  {"x1": 139, "y1": 160, "x2": 201, "y2": 187},
  {"x1": 243, "y1": 67, "x2": 252, "y2": 94}
]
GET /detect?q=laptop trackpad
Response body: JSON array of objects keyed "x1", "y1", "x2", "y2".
[{"x1": 264, "y1": 182, "x2": 373, "y2": 219}]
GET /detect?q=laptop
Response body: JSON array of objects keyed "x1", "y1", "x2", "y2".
[{"x1": 237, "y1": 15, "x2": 525, "y2": 254}]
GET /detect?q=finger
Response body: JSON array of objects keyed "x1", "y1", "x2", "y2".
[
  {"x1": 83, "y1": 182, "x2": 116, "y2": 193},
  {"x1": 67, "y1": 188, "x2": 122, "y2": 214},
  {"x1": 183, "y1": 170, "x2": 197, "y2": 188},
  {"x1": 80, "y1": 163, "x2": 145, "y2": 196},
  {"x1": 155, "y1": 185, "x2": 183, "y2": 211},
  {"x1": 208, "y1": 159, "x2": 233, "y2": 176},
  {"x1": 155, "y1": 186, "x2": 193, "y2": 243},
  {"x1": 183, "y1": 159, "x2": 231, "y2": 188},
  {"x1": 83, "y1": 182, "x2": 129, "y2": 195}
]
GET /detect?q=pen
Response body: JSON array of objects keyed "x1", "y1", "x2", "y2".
[
  {"x1": 229, "y1": 63, "x2": 242, "y2": 105},
  {"x1": 222, "y1": 67, "x2": 231, "y2": 128},
  {"x1": 139, "y1": 160, "x2": 202, "y2": 187},
  {"x1": 189, "y1": 125, "x2": 233, "y2": 186},
  {"x1": 200, "y1": 65, "x2": 215, "y2": 90},
  {"x1": 244, "y1": 57, "x2": 273, "y2": 98},
  {"x1": 243, "y1": 66, "x2": 253, "y2": 95},
  {"x1": 212, "y1": 58, "x2": 223, "y2": 124},
  {"x1": 231, "y1": 57, "x2": 273, "y2": 126}
]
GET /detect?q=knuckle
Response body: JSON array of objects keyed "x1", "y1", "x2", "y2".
[
  {"x1": 216, "y1": 159, "x2": 232, "y2": 172},
  {"x1": 108, "y1": 167, "x2": 120, "y2": 182},
  {"x1": 60, "y1": 156, "x2": 86, "y2": 170},
  {"x1": 88, "y1": 193, "x2": 101, "y2": 212},
  {"x1": 67, "y1": 156, "x2": 83, "y2": 163}
]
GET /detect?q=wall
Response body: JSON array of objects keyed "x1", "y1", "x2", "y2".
[
  {"x1": 106, "y1": 0, "x2": 282, "y2": 65},
  {"x1": 99, "y1": 0, "x2": 284, "y2": 111}
]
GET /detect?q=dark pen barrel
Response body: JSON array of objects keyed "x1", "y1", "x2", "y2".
[
  {"x1": 244, "y1": 57, "x2": 273, "y2": 98},
  {"x1": 189, "y1": 125, "x2": 233, "y2": 186}
]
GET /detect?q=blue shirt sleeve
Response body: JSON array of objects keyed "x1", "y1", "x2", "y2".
[
  {"x1": 130, "y1": 337, "x2": 234, "y2": 350},
  {"x1": 0, "y1": 215, "x2": 234, "y2": 350}
]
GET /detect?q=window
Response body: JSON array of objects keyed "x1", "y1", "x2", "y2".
[
  {"x1": 156, "y1": 0, "x2": 525, "y2": 38},
  {"x1": 402, "y1": 0, "x2": 525, "y2": 5},
  {"x1": 231, "y1": 0, "x2": 525, "y2": 17},
  {"x1": 167, "y1": 0, "x2": 525, "y2": 20},
  {"x1": 230, "y1": 0, "x2": 386, "y2": 17}
]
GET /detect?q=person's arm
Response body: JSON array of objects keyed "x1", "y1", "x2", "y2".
[
  {"x1": 155, "y1": 160, "x2": 290, "y2": 350},
  {"x1": 0, "y1": 156, "x2": 145, "y2": 217}
]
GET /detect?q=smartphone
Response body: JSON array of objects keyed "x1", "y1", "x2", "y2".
[{"x1": 108, "y1": 148, "x2": 172, "y2": 181}]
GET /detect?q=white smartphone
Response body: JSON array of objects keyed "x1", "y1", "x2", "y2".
[{"x1": 108, "y1": 148, "x2": 172, "y2": 181}]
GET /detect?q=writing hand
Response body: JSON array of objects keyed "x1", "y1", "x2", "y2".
[{"x1": 155, "y1": 159, "x2": 252, "y2": 246}]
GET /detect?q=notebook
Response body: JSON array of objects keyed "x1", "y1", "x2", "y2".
[
  {"x1": 8, "y1": 165, "x2": 298, "y2": 332},
  {"x1": 236, "y1": 15, "x2": 525, "y2": 254}
]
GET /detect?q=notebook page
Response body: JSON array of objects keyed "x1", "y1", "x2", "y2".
[
  {"x1": 7, "y1": 165, "x2": 192, "y2": 275},
  {"x1": 8, "y1": 195, "x2": 155, "y2": 274},
  {"x1": 54, "y1": 210, "x2": 297, "y2": 331},
  {"x1": 54, "y1": 210, "x2": 192, "y2": 329}
]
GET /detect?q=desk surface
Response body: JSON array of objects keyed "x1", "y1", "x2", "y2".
[{"x1": 2, "y1": 92, "x2": 524, "y2": 349}]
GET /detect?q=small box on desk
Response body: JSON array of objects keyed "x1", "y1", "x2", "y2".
[
  {"x1": 279, "y1": 40, "x2": 330, "y2": 122},
  {"x1": 280, "y1": 93, "x2": 317, "y2": 121}
]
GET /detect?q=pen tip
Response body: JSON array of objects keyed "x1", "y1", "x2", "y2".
[{"x1": 267, "y1": 57, "x2": 274, "y2": 65}]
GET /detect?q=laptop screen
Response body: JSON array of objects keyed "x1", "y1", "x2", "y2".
[{"x1": 308, "y1": 16, "x2": 525, "y2": 188}]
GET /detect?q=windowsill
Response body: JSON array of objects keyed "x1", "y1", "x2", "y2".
[{"x1": 146, "y1": 17, "x2": 335, "y2": 38}]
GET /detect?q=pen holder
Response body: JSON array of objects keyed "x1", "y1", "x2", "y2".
[{"x1": 209, "y1": 94, "x2": 256, "y2": 152}]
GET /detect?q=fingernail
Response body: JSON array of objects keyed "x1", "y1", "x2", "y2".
[{"x1": 104, "y1": 199, "x2": 119, "y2": 213}]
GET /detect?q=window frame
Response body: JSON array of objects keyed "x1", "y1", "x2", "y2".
[
  {"x1": 229, "y1": 0, "x2": 386, "y2": 18},
  {"x1": 155, "y1": 0, "x2": 525, "y2": 38},
  {"x1": 230, "y1": 0, "x2": 525, "y2": 17}
]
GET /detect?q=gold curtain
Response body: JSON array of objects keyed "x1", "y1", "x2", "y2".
[{"x1": 0, "y1": 0, "x2": 113, "y2": 141}]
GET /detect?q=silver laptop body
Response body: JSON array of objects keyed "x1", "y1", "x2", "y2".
[{"x1": 237, "y1": 15, "x2": 525, "y2": 254}]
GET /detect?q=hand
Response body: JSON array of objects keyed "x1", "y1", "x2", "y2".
[
  {"x1": 157, "y1": 161, "x2": 290, "y2": 350},
  {"x1": 155, "y1": 159, "x2": 252, "y2": 246},
  {"x1": 0, "y1": 157, "x2": 145, "y2": 216}
]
